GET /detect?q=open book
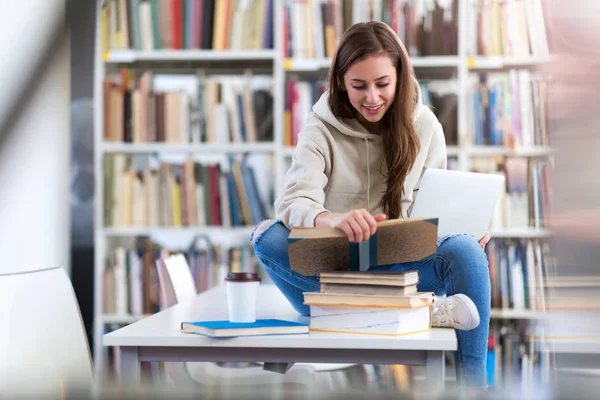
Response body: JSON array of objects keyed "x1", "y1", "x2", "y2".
[{"x1": 288, "y1": 218, "x2": 438, "y2": 276}]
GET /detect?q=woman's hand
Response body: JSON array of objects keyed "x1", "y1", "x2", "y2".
[
  {"x1": 315, "y1": 209, "x2": 387, "y2": 243},
  {"x1": 479, "y1": 232, "x2": 491, "y2": 250}
]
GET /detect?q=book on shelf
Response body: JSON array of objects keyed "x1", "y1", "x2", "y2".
[
  {"x1": 284, "y1": 79, "x2": 457, "y2": 148},
  {"x1": 282, "y1": 0, "x2": 458, "y2": 59},
  {"x1": 284, "y1": 78, "x2": 327, "y2": 148},
  {"x1": 103, "y1": 69, "x2": 274, "y2": 145},
  {"x1": 101, "y1": 0, "x2": 273, "y2": 52},
  {"x1": 103, "y1": 241, "x2": 162, "y2": 315},
  {"x1": 103, "y1": 239, "x2": 259, "y2": 316},
  {"x1": 486, "y1": 239, "x2": 553, "y2": 312},
  {"x1": 468, "y1": 0, "x2": 550, "y2": 58},
  {"x1": 103, "y1": 153, "x2": 273, "y2": 228},
  {"x1": 470, "y1": 156, "x2": 553, "y2": 231},
  {"x1": 470, "y1": 70, "x2": 549, "y2": 148},
  {"x1": 181, "y1": 319, "x2": 309, "y2": 337},
  {"x1": 420, "y1": 81, "x2": 458, "y2": 146},
  {"x1": 288, "y1": 218, "x2": 438, "y2": 276},
  {"x1": 486, "y1": 322, "x2": 550, "y2": 389},
  {"x1": 540, "y1": 276, "x2": 600, "y2": 311}
]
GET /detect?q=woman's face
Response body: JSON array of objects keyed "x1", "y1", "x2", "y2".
[{"x1": 342, "y1": 54, "x2": 397, "y2": 126}]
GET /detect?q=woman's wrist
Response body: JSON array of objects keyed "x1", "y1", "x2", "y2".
[{"x1": 314, "y1": 211, "x2": 332, "y2": 228}]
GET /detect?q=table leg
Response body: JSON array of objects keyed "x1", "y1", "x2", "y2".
[
  {"x1": 119, "y1": 346, "x2": 141, "y2": 385},
  {"x1": 425, "y1": 350, "x2": 445, "y2": 392},
  {"x1": 263, "y1": 362, "x2": 295, "y2": 374}
]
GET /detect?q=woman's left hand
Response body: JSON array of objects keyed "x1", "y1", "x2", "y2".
[{"x1": 479, "y1": 232, "x2": 491, "y2": 250}]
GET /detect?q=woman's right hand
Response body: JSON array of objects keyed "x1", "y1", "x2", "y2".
[{"x1": 315, "y1": 209, "x2": 387, "y2": 243}]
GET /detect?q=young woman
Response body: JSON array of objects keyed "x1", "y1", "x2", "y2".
[{"x1": 251, "y1": 21, "x2": 491, "y2": 388}]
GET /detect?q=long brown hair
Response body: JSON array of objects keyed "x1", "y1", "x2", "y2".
[{"x1": 328, "y1": 21, "x2": 420, "y2": 219}]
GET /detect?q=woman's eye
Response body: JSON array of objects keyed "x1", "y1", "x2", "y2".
[{"x1": 351, "y1": 83, "x2": 389, "y2": 90}]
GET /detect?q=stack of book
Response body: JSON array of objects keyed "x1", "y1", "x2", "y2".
[{"x1": 303, "y1": 271, "x2": 434, "y2": 336}]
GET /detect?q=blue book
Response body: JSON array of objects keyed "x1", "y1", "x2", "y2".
[
  {"x1": 488, "y1": 88, "x2": 497, "y2": 145},
  {"x1": 181, "y1": 319, "x2": 309, "y2": 338},
  {"x1": 474, "y1": 90, "x2": 483, "y2": 145},
  {"x1": 226, "y1": 170, "x2": 242, "y2": 226}
]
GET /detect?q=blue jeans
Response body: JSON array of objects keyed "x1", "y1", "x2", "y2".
[{"x1": 251, "y1": 220, "x2": 491, "y2": 387}]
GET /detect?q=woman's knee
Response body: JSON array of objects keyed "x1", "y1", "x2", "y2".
[
  {"x1": 251, "y1": 219, "x2": 275, "y2": 244},
  {"x1": 250, "y1": 219, "x2": 290, "y2": 259},
  {"x1": 438, "y1": 233, "x2": 489, "y2": 278}
]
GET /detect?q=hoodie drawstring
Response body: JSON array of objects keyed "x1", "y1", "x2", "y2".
[{"x1": 364, "y1": 137, "x2": 370, "y2": 210}]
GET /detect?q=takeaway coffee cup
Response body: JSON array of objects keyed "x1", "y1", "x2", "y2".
[{"x1": 225, "y1": 272, "x2": 261, "y2": 323}]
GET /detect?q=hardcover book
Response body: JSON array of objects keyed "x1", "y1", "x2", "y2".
[
  {"x1": 181, "y1": 319, "x2": 309, "y2": 338},
  {"x1": 288, "y1": 218, "x2": 438, "y2": 276}
]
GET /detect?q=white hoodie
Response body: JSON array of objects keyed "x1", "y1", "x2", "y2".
[{"x1": 275, "y1": 79, "x2": 447, "y2": 228}]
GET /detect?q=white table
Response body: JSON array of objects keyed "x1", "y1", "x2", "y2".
[{"x1": 104, "y1": 284, "x2": 457, "y2": 390}]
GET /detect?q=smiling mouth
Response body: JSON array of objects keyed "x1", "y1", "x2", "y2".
[{"x1": 363, "y1": 104, "x2": 383, "y2": 114}]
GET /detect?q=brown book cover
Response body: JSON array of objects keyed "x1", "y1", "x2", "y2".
[
  {"x1": 103, "y1": 80, "x2": 113, "y2": 141},
  {"x1": 142, "y1": 240, "x2": 154, "y2": 314},
  {"x1": 159, "y1": 0, "x2": 172, "y2": 49},
  {"x1": 231, "y1": 160, "x2": 252, "y2": 225},
  {"x1": 155, "y1": 93, "x2": 165, "y2": 142},
  {"x1": 147, "y1": 93, "x2": 156, "y2": 142},
  {"x1": 179, "y1": 164, "x2": 188, "y2": 226},
  {"x1": 184, "y1": 159, "x2": 197, "y2": 226},
  {"x1": 131, "y1": 89, "x2": 142, "y2": 143},
  {"x1": 112, "y1": 87, "x2": 124, "y2": 142},
  {"x1": 288, "y1": 218, "x2": 438, "y2": 276},
  {"x1": 342, "y1": 0, "x2": 352, "y2": 33},
  {"x1": 323, "y1": 2, "x2": 335, "y2": 59},
  {"x1": 208, "y1": 164, "x2": 221, "y2": 226},
  {"x1": 212, "y1": 0, "x2": 226, "y2": 50}
]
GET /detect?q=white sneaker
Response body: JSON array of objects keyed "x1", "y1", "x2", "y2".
[{"x1": 431, "y1": 294, "x2": 480, "y2": 330}]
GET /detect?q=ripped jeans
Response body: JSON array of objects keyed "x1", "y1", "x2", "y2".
[{"x1": 251, "y1": 220, "x2": 491, "y2": 388}]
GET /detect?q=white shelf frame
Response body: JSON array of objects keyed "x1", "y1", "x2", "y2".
[
  {"x1": 101, "y1": 141, "x2": 277, "y2": 154},
  {"x1": 102, "y1": 226, "x2": 254, "y2": 237},
  {"x1": 284, "y1": 55, "x2": 460, "y2": 72},
  {"x1": 93, "y1": 0, "x2": 555, "y2": 377},
  {"x1": 467, "y1": 55, "x2": 554, "y2": 70},
  {"x1": 489, "y1": 229, "x2": 551, "y2": 239},
  {"x1": 105, "y1": 49, "x2": 277, "y2": 63},
  {"x1": 93, "y1": 0, "x2": 107, "y2": 376},
  {"x1": 462, "y1": 146, "x2": 555, "y2": 157}
]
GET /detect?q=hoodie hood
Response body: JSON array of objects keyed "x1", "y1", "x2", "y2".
[
  {"x1": 273, "y1": 75, "x2": 446, "y2": 229},
  {"x1": 312, "y1": 76, "x2": 427, "y2": 139}
]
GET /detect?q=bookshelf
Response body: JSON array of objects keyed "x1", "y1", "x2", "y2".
[{"x1": 93, "y1": 0, "x2": 556, "y2": 386}]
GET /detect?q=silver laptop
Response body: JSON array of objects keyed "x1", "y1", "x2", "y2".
[{"x1": 410, "y1": 168, "x2": 505, "y2": 240}]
